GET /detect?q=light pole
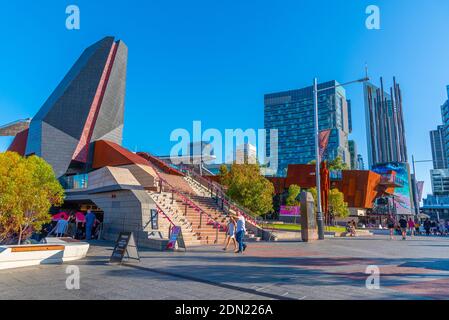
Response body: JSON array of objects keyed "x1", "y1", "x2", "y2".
[
  {"x1": 313, "y1": 76, "x2": 369, "y2": 240},
  {"x1": 411, "y1": 155, "x2": 432, "y2": 216}
]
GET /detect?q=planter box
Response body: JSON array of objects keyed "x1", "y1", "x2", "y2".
[{"x1": 0, "y1": 238, "x2": 89, "y2": 270}]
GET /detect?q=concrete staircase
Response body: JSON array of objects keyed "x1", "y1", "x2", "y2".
[
  {"x1": 183, "y1": 176, "x2": 262, "y2": 242},
  {"x1": 147, "y1": 191, "x2": 202, "y2": 246}
]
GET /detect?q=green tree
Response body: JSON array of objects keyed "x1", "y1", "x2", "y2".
[
  {"x1": 308, "y1": 157, "x2": 348, "y2": 170},
  {"x1": 328, "y1": 188, "x2": 349, "y2": 218},
  {"x1": 0, "y1": 152, "x2": 65, "y2": 244},
  {"x1": 218, "y1": 164, "x2": 229, "y2": 186},
  {"x1": 285, "y1": 184, "x2": 301, "y2": 206},
  {"x1": 225, "y1": 163, "x2": 274, "y2": 216},
  {"x1": 328, "y1": 156, "x2": 349, "y2": 170}
]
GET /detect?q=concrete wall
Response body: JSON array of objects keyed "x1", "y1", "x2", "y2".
[{"x1": 84, "y1": 166, "x2": 169, "y2": 250}]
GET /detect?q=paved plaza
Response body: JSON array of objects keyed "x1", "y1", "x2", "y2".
[{"x1": 1, "y1": 234, "x2": 449, "y2": 300}]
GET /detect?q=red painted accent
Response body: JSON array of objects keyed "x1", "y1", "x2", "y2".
[
  {"x1": 92, "y1": 140, "x2": 150, "y2": 169},
  {"x1": 7, "y1": 129, "x2": 29, "y2": 156},
  {"x1": 72, "y1": 42, "x2": 119, "y2": 163}
]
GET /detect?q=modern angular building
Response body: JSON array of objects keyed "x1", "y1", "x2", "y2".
[
  {"x1": 364, "y1": 77, "x2": 408, "y2": 168},
  {"x1": 430, "y1": 169, "x2": 449, "y2": 196},
  {"x1": 430, "y1": 125, "x2": 448, "y2": 170},
  {"x1": 3, "y1": 37, "x2": 236, "y2": 249},
  {"x1": 264, "y1": 80, "x2": 352, "y2": 176},
  {"x1": 10, "y1": 36, "x2": 128, "y2": 178}
]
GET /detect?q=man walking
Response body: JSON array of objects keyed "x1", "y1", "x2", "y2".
[
  {"x1": 234, "y1": 213, "x2": 247, "y2": 254},
  {"x1": 85, "y1": 210, "x2": 96, "y2": 240}
]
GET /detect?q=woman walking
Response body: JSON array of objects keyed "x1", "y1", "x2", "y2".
[
  {"x1": 407, "y1": 218, "x2": 415, "y2": 237},
  {"x1": 223, "y1": 216, "x2": 237, "y2": 251},
  {"x1": 387, "y1": 214, "x2": 396, "y2": 240}
]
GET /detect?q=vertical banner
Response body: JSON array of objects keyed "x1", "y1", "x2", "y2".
[{"x1": 319, "y1": 129, "x2": 331, "y2": 160}]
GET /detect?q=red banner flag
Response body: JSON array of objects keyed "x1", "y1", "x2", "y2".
[{"x1": 319, "y1": 129, "x2": 331, "y2": 160}]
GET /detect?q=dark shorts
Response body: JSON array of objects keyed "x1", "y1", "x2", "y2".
[{"x1": 388, "y1": 224, "x2": 394, "y2": 229}]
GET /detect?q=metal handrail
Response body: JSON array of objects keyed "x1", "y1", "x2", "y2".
[
  {"x1": 138, "y1": 153, "x2": 226, "y2": 243},
  {"x1": 159, "y1": 176, "x2": 227, "y2": 231},
  {"x1": 180, "y1": 165, "x2": 262, "y2": 227}
]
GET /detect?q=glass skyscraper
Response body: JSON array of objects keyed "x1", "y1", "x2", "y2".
[
  {"x1": 430, "y1": 125, "x2": 448, "y2": 170},
  {"x1": 364, "y1": 77, "x2": 408, "y2": 168},
  {"x1": 440, "y1": 86, "x2": 449, "y2": 166},
  {"x1": 264, "y1": 80, "x2": 351, "y2": 176}
]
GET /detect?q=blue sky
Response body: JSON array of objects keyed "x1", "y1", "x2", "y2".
[{"x1": 0, "y1": 0, "x2": 448, "y2": 197}]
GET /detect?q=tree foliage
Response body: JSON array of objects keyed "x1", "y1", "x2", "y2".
[
  {"x1": 308, "y1": 156, "x2": 349, "y2": 170},
  {"x1": 218, "y1": 164, "x2": 229, "y2": 185},
  {"x1": 0, "y1": 152, "x2": 65, "y2": 244},
  {"x1": 222, "y1": 163, "x2": 274, "y2": 216},
  {"x1": 328, "y1": 188, "x2": 349, "y2": 218},
  {"x1": 306, "y1": 187, "x2": 349, "y2": 218},
  {"x1": 285, "y1": 184, "x2": 301, "y2": 206},
  {"x1": 327, "y1": 156, "x2": 349, "y2": 170}
]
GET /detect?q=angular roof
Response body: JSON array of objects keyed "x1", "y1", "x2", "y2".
[{"x1": 92, "y1": 140, "x2": 149, "y2": 169}]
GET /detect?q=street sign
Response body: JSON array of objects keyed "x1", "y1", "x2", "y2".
[
  {"x1": 150, "y1": 209, "x2": 159, "y2": 230},
  {"x1": 110, "y1": 232, "x2": 140, "y2": 264},
  {"x1": 166, "y1": 226, "x2": 186, "y2": 251}
]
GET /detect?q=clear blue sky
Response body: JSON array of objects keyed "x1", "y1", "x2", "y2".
[{"x1": 0, "y1": 0, "x2": 448, "y2": 197}]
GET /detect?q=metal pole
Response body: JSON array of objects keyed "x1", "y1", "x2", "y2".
[
  {"x1": 411, "y1": 155, "x2": 420, "y2": 216},
  {"x1": 314, "y1": 78, "x2": 325, "y2": 240}
]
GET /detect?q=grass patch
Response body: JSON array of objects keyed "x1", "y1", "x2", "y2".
[{"x1": 264, "y1": 223, "x2": 346, "y2": 233}]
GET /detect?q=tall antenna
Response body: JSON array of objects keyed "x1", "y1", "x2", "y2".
[{"x1": 365, "y1": 62, "x2": 369, "y2": 80}]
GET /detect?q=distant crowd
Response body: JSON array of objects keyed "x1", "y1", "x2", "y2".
[
  {"x1": 385, "y1": 214, "x2": 449, "y2": 240},
  {"x1": 36, "y1": 209, "x2": 102, "y2": 241}
]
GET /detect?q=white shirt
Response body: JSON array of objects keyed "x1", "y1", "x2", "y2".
[{"x1": 236, "y1": 216, "x2": 246, "y2": 233}]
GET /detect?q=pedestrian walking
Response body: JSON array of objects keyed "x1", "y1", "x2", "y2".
[
  {"x1": 234, "y1": 213, "x2": 247, "y2": 254},
  {"x1": 424, "y1": 218, "x2": 431, "y2": 236},
  {"x1": 399, "y1": 216, "x2": 408, "y2": 240},
  {"x1": 85, "y1": 210, "x2": 96, "y2": 240},
  {"x1": 387, "y1": 214, "x2": 396, "y2": 240},
  {"x1": 407, "y1": 218, "x2": 415, "y2": 237},
  {"x1": 223, "y1": 216, "x2": 237, "y2": 251}
]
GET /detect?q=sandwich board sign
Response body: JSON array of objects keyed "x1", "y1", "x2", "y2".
[
  {"x1": 166, "y1": 226, "x2": 186, "y2": 251},
  {"x1": 110, "y1": 232, "x2": 140, "y2": 264}
]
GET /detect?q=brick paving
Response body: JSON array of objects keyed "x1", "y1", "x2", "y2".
[{"x1": 1, "y1": 234, "x2": 449, "y2": 300}]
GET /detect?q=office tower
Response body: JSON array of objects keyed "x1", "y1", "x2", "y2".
[
  {"x1": 357, "y1": 154, "x2": 365, "y2": 170},
  {"x1": 430, "y1": 125, "x2": 448, "y2": 169},
  {"x1": 8, "y1": 37, "x2": 128, "y2": 178},
  {"x1": 440, "y1": 86, "x2": 449, "y2": 166},
  {"x1": 364, "y1": 77, "x2": 408, "y2": 168},
  {"x1": 430, "y1": 169, "x2": 449, "y2": 196},
  {"x1": 264, "y1": 80, "x2": 351, "y2": 176},
  {"x1": 235, "y1": 143, "x2": 257, "y2": 164},
  {"x1": 348, "y1": 140, "x2": 357, "y2": 170}
]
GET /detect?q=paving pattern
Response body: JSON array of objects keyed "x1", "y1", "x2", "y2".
[{"x1": 1, "y1": 235, "x2": 449, "y2": 300}]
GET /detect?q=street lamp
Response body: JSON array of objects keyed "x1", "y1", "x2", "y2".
[
  {"x1": 411, "y1": 155, "x2": 433, "y2": 216},
  {"x1": 313, "y1": 76, "x2": 369, "y2": 240}
]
